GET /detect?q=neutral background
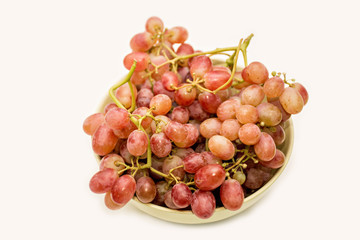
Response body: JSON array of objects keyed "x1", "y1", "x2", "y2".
[{"x1": 1, "y1": 0, "x2": 359, "y2": 239}]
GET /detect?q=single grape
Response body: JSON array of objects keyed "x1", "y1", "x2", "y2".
[
  {"x1": 104, "y1": 103, "x2": 118, "y2": 114},
  {"x1": 111, "y1": 175, "x2": 136, "y2": 205},
  {"x1": 238, "y1": 123, "x2": 261, "y2": 145},
  {"x1": 257, "y1": 102, "x2": 282, "y2": 127},
  {"x1": 89, "y1": 168, "x2": 118, "y2": 194},
  {"x1": 174, "y1": 84, "x2": 196, "y2": 106},
  {"x1": 150, "y1": 94, "x2": 172, "y2": 115},
  {"x1": 191, "y1": 190, "x2": 216, "y2": 219},
  {"x1": 198, "y1": 92, "x2": 222, "y2": 114},
  {"x1": 171, "y1": 106, "x2": 189, "y2": 124},
  {"x1": 119, "y1": 141, "x2": 133, "y2": 164},
  {"x1": 130, "y1": 32, "x2": 155, "y2": 52},
  {"x1": 241, "y1": 61, "x2": 269, "y2": 84},
  {"x1": 199, "y1": 118, "x2": 222, "y2": 139},
  {"x1": 176, "y1": 43, "x2": 194, "y2": 67},
  {"x1": 244, "y1": 168, "x2": 265, "y2": 190},
  {"x1": 145, "y1": 16, "x2": 164, "y2": 34},
  {"x1": 177, "y1": 66, "x2": 190, "y2": 82},
  {"x1": 162, "y1": 155, "x2": 185, "y2": 180},
  {"x1": 263, "y1": 125, "x2": 286, "y2": 145},
  {"x1": 293, "y1": 82, "x2": 309, "y2": 105},
  {"x1": 241, "y1": 84, "x2": 265, "y2": 106},
  {"x1": 263, "y1": 76, "x2": 284, "y2": 98},
  {"x1": 136, "y1": 176, "x2": 156, "y2": 203},
  {"x1": 201, "y1": 152, "x2": 222, "y2": 165},
  {"x1": 150, "y1": 132, "x2": 172, "y2": 158},
  {"x1": 105, "y1": 107, "x2": 130, "y2": 130},
  {"x1": 279, "y1": 87, "x2": 304, "y2": 114},
  {"x1": 115, "y1": 83, "x2": 138, "y2": 109},
  {"x1": 216, "y1": 88, "x2": 231, "y2": 102},
  {"x1": 83, "y1": 113, "x2": 104, "y2": 136},
  {"x1": 235, "y1": 104, "x2": 259, "y2": 124},
  {"x1": 127, "y1": 130, "x2": 148, "y2": 156},
  {"x1": 112, "y1": 120, "x2": 137, "y2": 139},
  {"x1": 130, "y1": 70, "x2": 148, "y2": 85},
  {"x1": 233, "y1": 171, "x2": 246, "y2": 185},
  {"x1": 92, "y1": 123, "x2": 118, "y2": 156},
  {"x1": 136, "y1": 88, "x2": 154, "y2": 108},
  {"x1": 171, "y1": 183, "x2": 192, "y2": 208},
  {"x1": 174, "y1": 123, "x2": 199, "y2": 148},
  {"x1": 150, "y1": 115, "x2": 170, "y2": 133},
  {"x1": 190, "y1": 55, "x2": 212, "y2": 78},
  {"x1": 123, "y1": 52, "x2": 149, "y2": 72},
  {"x1": 188, "y1": 100, "x2": 210, "y2": 122},
  {"x1": 268, "y1": 99, "x2": 291, "y2": 123},
  {"x1": 204, "y1": 70, "x2": 232, "y2": 91},
  {"x1": 260, "y1": 149, "x2": 285, "y2": 169},
  {"x1": 104, "y1": 192, "x2": 124, "y2": 210},
  {"x1": 173, "y1": 148, "x2": 195, "y2": 159},
  {"x1": 153, "y1": 181, "x2": 168, "y2": 206},
  {"x1": 164, "y1": 120, "x2": 188, "y2": 142},
  {"x1": 195, "y1": 164, "x2": 226, "y2": 190},
  {"x1": 150, "y1": 156, "x2": 164, "y2": 180},
  {"x1": 161, "y1": 71, "x2": 179, "y2": 91},
  {"x1": 208, "y1": 135, "x2": 235, "y2": 160},
  {"x1": 216, "y1": 99, "x2": 239, "y2": 121},
  {"x1": 254, "y1": 132, "x2": 276, "y2": 161},
  {"x1": 99, "y1": 153, "x2": 125, "y2": 172},
  {"x1": 164, "y1": 190, "x2": 180, "y2": 209},
  {"x1": 220, "y1": 179, "x2": 244, "y2": 211},
  {"x1": 212, "y1": 65, "x2": 231, "y2": 74},
  {"x1": 220, "y1": 119, "x2": 241, "y2": 141},
  {"x1": 153, "y1": 80, "x2": 175, "y2": 101},
  {"x1": 183, "y1": 153, "x2": 206, "y2": 173},
  {"x1": 165, "y1": 26, "x2": 188, "y2": 44}
]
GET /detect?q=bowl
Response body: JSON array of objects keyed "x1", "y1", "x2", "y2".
[{"x1": 94, "y1": 92, "x2": 294, "y2": 224}]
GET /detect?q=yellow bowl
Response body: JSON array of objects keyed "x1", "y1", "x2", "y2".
[{"x1": 94, "y1": 93, "x2": 294, "y2": 224}]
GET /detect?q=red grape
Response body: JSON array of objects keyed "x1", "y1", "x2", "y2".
[
  {"x1": 162, "y1": 155, "x2": 185, "y2": 180},
  {"x1": 254, "y1": 132, "x2": 276, "y2": 161},
  {"x1": 136, "y1": 176, "x2": 156, "y2": 203},
  {"x1": 92, "y1": 123, "x2": 118, "y2": 156},
  {"x1": 165, "y1": 26, "x2": 188, "y2": 44},
  {"x1": 130, "y1": 32, "x2": 155, "y2": 52},
  {"x1": 123, "y1": 52, "x2": 149, "y2": 72},
  {"x1": 216, "y1": 99, "x2": 239, "y2": 121},
  {"x1": 164, "y1": 120, "x2": 188, "y2": 142},
  {"x1": 260, "y1": 149, "x2": 285, "y2": 169},
  {"x1": 208, "y1": 135, "x2": 235, "y2": 160},
  {"x1": 83, "y1": 113, "x2": 104, "y2": 136},
  {"x1": 201, "y1": 152, "x2": 222, "y2": 165},
  {"x1": 171, "y1": 183, "x2": 192, "y2": 208},
  {"x1": 150, "y1": 94, "x2": 172, "y2": 115},
  {"x1": 183, "y1": 153, "x2": 206, "y2": 173},
  {"x1": 220, "y1": 119, "x2": 241, "y2": 141},
  {"x1": 190, "y1": 55, "x2": 212, "y2": 78},
  {"x1": 150, "y1": 115, "x2": 170, "y2": 133},
  {"x1": 99, "y1": 153, "x2": 125, "y2": 172},
  {"x1": 127, "y1": 130, "x2": 148, "y2": 156},
  {"x1": 171, "y1": 106, "x2": 189, "y2": 124},
  {"x1": 111, "y1": 175, "x2": 136, "y2": 205},
  {"x1": 204, "y1": 70, "x2": 232, "y2": 91},
  {"x1": 241, "y1": 61, "x2": 269, "y2": 84},
  {"x1": 104, "y1": 192, "x2": 124, "y2": 210},
  {"x1": 241, "y1": 84, "x2": 265, "y2": 106},
  {"x1": 150, "y1": 132, "x2": 172, "y2": 158},
  {"x1": 191, "y1": 190, "x2": 216, "y2": 219},
  {"x1": 89, "y1": 168, "x2": 118, "y2": 194},
  {"x1": 199, "y1": 118, "x2": 222, "y2": 139},
  {"x1": 161, "y1": 71, "x2": 179, "y2": 91},
  {"x1": 136, "y1": 88, "x2": 154, "y2": 108},
  {"x1": 145, "y1": 16, "x2": 164, "y2": 34},
  {"x1": 173, "y1": 148, "x2": 195, "y2": 159},
  {"x1": 164, "y1": 190, "x2": 180, "y2": 209},
  {"x1": 293, "y1": 83, "x2": 309, "y2": 105},
  {"x1": 220, "y1": 179, "x2": 244, "y2": 211},
  {"x1": 263, "y1": 76, "x2": 284, "y2": 98},
  {"x1": 198, "y1": 92, "x2": 222, "y2": 114},
  {"x1": 153, "y1": 181, "x2": 168, "y2": 205},
  {"x1": 105, "y1": 107, "x2": 130, "y2": 130},
  {"x1": 279, "y1": 87, "x2": 304, "y2": 114},
  {"x1": 115, "y1": 83, "x2": 137, "y2": 109},
  {"x1": 188, "y1": 100, "x2": 210, "y2": 122},
  {"x1": 236, "y1": 104, "x2": 259, "y2": 124},
  {"x1": 257, "y1": 102, "x2": 282, "y2": 126},
  {"x1": 174, "y1": 84, "x2": 196, "y2": 106},
  {"x1": 238, "y1": 123, "x2": 261, "y2": 145},
  {"x1": 194, "y1": 164, "x2": 226, "y2": 190},
  {"x1": 263, "y1": 125, "x2": 286, "y2": 145},
  {"x1": 174, "y1": 123, "x2": 199, "y2": 148}
]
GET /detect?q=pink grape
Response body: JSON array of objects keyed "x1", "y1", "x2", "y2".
[
  {"x1": 111, "y1": 175, "x2": 136, "y2": 205},
  {"x1": 164, "y1": 190, "x2": 180, "y2": 209},
  {"x1": 89, "y1": 168, "x2": 118, "y2": 194},
  {"x1": 269, "y1": 99, "x2": 291, "y2": 123},
  {"x1": 165, "y1": 26, "x2": 188, "y2": 44},
  {"x1": 263, "y1": 76, "x2": 284, "y2": 98},
  {"x1": 254, "y1": 132, "x2": 276, "y2": 161},
  {"x1": 136, "y1": 88, "x2": 154, "y2": 108},
  {"x1": 257, "y1": 102, "x2": 282, "y2": 127},
  {"x1": 178, "y1": 66, "x2": 190, "y2": 82},
  {"x1": 260, "y1": 149, "x2": 285, "y2": 169},
  {"x1": 171, "y1": 106, "x2": 189, "y2": 124},
  {"x1": 171, "y1": 183, "x2": 192, "y2": 208},
  {"x1": 123, "y1": 52, "x2": 149, "y2": 71},
  {"x1": 198, "y1": 92, "x2": 222, "y2": 113},
  {"x1": 183, "y1": 153, "x2": 206, "y2": 173},
  {"x1": 216, "y1": 88, "x2": 231, "y2": 101},
  {"x1": 199, "y1": 118, "x2": 222, "y2": 139},
  {"x1": 212, "y1": 65, "x2": 231, "y2": 74},
  {"x1": 162, "y1": 155, "x2": 185, "y2": 180},
  {"x1": 153, "y1": 80, "x2": 175, "y2": 100},
  {"x1": 279, "y1": 87, "x2": 304, "y2": 114},
  {"x1": 165, "y1": 120, "x2": 188, "y2": 142},
  {"x1": 238, "y1": 123, "x2": 261, "y2": 145},
  {"x1": 150, "y1": 132, "x2": 172, "y2": 158},
  {"x1": 127, "y1": 130, "x2": 148, "y2": 156},
  {"x1": 236, "y1": 104, "x2": 259, "y2": 124},
  {"x1": 241, "y1": 84, "x2": 265, "y2": 106},
  {"x1": 92, "y1": 123, "x2": 118, "y2": 156},
  {"x1": 233, "y1": 71, "x2": 251, "y2": 89},
  {"x1": 130, "y1": 32, "x2": 155, "y2": 52},
  {"x1": 83, "y1": 113, "x2": 104, "y2": 136},
  {"x1": 145, "y1": 16, "x2": 164, "y2": 34},
  {"x1": 112, "y1": 120, "x2": 137, "y2": 139},
  {"x1": 191, "y1": 190, "x2": 216, "y2": 219},
  {"x1": 220, "y1": 119, "x2": 241, "y2": 141},
  {"x1": 104, "y1": 191, "x2": 124, "y2": 210},
  {"x1": 132, "y1": 107, "x2": 152, "y2": 128},
  {"x1": 204, "y1": 70, "x2": 232, "y2": 91},
  {"x1": 195, "y1": 164, "x2": 226, "y2": 190},
  {"x1": 263, "y1": 125, "x2": 286, "y2": 145},
  {"x1": 104, "y1": 103, "x2": 118, "y2": 114},
  {"x1": 161, "y1": 71, "x2": 179, "y2": 91},
  {"x1": 216, "y1": 99, "x2": 239, "y2": 121},
  {"x1": 99, "y1": 153, "x2": 125, "y2": 172},
  {"x1": 119, "y1": 141, "x2": 133, "y2": 164},
  {"x1": 174, "y1": 84, "x2": 196, "y2": 106},
  {"x1": 201, "y1": 152, "x2": 222, "y2": 165},
  {"x1": 115, "y1": 83, "x2": 137, "y2": 109},
  {"x1": 208, "y1": 135, "x2": 235, "y2": 160},
  {"x1": 150, "y1": 157, "x2": 164, "y2": 180},
  {"x1": 136, "y1": 176, "x2": 156, "y2": 203},
  {"x1": 150, "y1": 115, "x2": 170, "y2": 133},
  {"x1": 148, "y1": 55, "x2": 170, "y2": 80},
  {"x1": 188, "y1": 100, "x2": 210, "y2": 122},
  {"x1": 174, "y1": 123, "x2": 199, "y2": 148},
  {"x1": 293, "y1": 83, "x2": 309, "y2": 105},
  {"x1": 241, "y1": 61, "x2": 269, "y2": 84},
  {"x1": 176, "y1": 43, "x2": 194, "y2": 67},
  {"x1": 150, "y1": 94, "x2": 172, "y2": 115},
  {"x1": 105, "y1": 107, "x2": 130, "y2": 130},
  {"x1": 130, "y1": 70, "x2": 148, "y2": 85},
  {"x1": 190, "y1": 55, "x2": 212, "y2": 78},
  {"x1": 173, "y1": 148, "x2": 195, "y2": 159},
  {"x1": 220, "y1": 179, "x2": 244, "y2": 211}
]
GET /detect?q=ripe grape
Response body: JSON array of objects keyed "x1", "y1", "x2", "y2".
[
  {"x1": 194, "y1": 164, "x2": 226, "y2": 190},
  {"x1": 92, "y1": 123, "x2": 118, "y2": 156},
  {"x1": 171, "y1": 106, "x2": 189, "y2": 124},
  {"x1": 279, "y1": 87, "x2": 304, "y2": 114},
  {"x1": 269, "y1": 99, "x2": 291, "y2": 123},
  {"x1": 136, "y1": 88, "x2": 154, "y2": 108},
  {"x1": 216, "y1": 99, "x2": 239, "y2": 121},
  {"x1": 235, "y1": 104, "x2": 259, "y2": 124},
  {"x1": 148, "y1": 55, "x2": 170, "y2": 80},
  {"x1": 104, "y1": 192, "x2": 124, "y2": 210},
  {"x1": 104, "y1": 103, "x2": 118, "y2": 114},
  {"x1": 173, "y1": 148, "x2": 195, "y2": 159},
  {"x1": 164, "y1": 190, "x2": 180, "y2": 209},
  {"x1": 238, "y1": 123, "x2": 261, "y2": 145},
  {"x1": 105, "y1": 107, "x2": 130, "y2": 130},
  {"x1": 188, "y1": 100, "x2": 210, "y2": 122},
  {"x1": 208, "y1": 135, "x2": 235, "y2": 160},
  {"x1": 83, "y1": 113, "x2": 104, "y2": 136},
  {"x1": 177, "y1": 66, "x2": 190, "y2": 82},
  {"x1": 293, "y1": 83, "x2": 309, "y2": 105},
  {"x1": 150, "y1": 157, "x2": 164, "y2": 180},
  {"x1": 127, "y1": 130, "x2": 148, "y2": 156},
  {"x1": 241, "y1": 61, "x2": 269, "y2": 84},
  {"x1": 112, "y1": 120, "x2": 137, "y2": 139},
  {"x1": 212, "y1": 65, "x2": 231, "y2": 74},
  {"x1": 174, "y1": 84, "x2": 196, "y2": 106},
  {"x1": 199, "y1": 118, "x2": 222, "y2": 139},
  {"x1": 149, "y1": 94, "x2": 172, "y2": 115},
  {"x1": 161, "y1": 71, "x2": 179, "y2": 91},
  {"x1": 260, "y1": 149, "x2": 285, "y2": 169},
  {"x1": 204, "y1": 70, "x2": 232, "y2": 91},
  {"x1": 176, "y1": 43, "x2": 194, "y2": 67},
  {"x1": 136, "y1": 176, "x2": 156, "y2": 203},
  {"x1": 145, "y1": 16, "x2": 164, "y2": 34},
  {"x1": 123, "y1": 52, "x2": 149, "y2": 71},
  {"x1": 171, "y1": 183, "x2": 192, "y2": 208},
  {"x1": 130, "y1": 70, "x2": 148, "y2": 85},
  {"x1": 257, "y1": 102, "x2": 282, "y2": 126},
  {"x1": 254, "y1": 132, "x2": 276, "y2": 161},
  {"x1": 263, "y1": 76, "x2": 284, "y2": 98},
  {"x1": 162, "y1": 155, "x2": 185, "y2": 180},
  {"x1": 153, "y1": 181, "x2": 168, "y2": 205},
  {"x1": 99, "y1": 153, "x2": 125, "y2": 172},
  {"x1": 150, "y1": 132, "x2": 172, "y2": 158},
  {"x1": 164, "y1": 120, "x2": 188, "y2": 142},
  {"x1": 115, "y1": 83, "x2": 137, "y2": 109},
  {"x1": 198, "y1": 92, "x2": 222, "y2": 114},
  {"x1": 183, "y1": 153, "x2": 206, "y2": 173},
  {"x1": 130, "y1": 32, "x2": 155, "y2": 52},
  {"x1": 89, "y1": 168, "x2": 118, "y2": 194},
  {"x1": 191, "y1": 190, "x2": 216, "y2": 219},
  {"x1": 132, "y1": 107, "x2": 152, "y2": 128},
  {"x1": 111, "y1": 175, "x2": 136, "y2": 205},
  {"x1": 263, "y1": 125, "x2": 286, "y2": 145},
  {"x1": 241, "y1": 84, "x2": 265, "y2": 106},
  {"x1": 165, "y1": 26, "x2": 188, "y2": 44},
  {"x1": 201, "y1": 152, "x2": 222, "y2": 165},
  {"x1": 174, "y1": 123, "x2": 199, "y2": 148},
  {"x1": 153, "y1": 80, "x2": 175, "y2": 100},
  {"x1": 220, "y1": 179, "x2": 244, "y2": 211},
  {"x1": 190, "y1": 55, "x2": 212, "y2": 78},
  {"x1": 150, "y1": 115, "x2": 170, "y2": 133},
  {"x1": 244, "y1": 168, "x2": 265, "y2": 190},
  {"x1": 220, "y1": 119, "x2": 241, "y2": 141}
]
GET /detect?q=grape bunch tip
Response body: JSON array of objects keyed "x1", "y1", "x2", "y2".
[{"x1": 83, "y1": 16, "x2": 309, "y2": 220}]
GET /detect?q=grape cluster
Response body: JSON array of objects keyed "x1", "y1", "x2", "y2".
[{"x1": 84, "y1": 16, "x2": 309, "y2": 219}]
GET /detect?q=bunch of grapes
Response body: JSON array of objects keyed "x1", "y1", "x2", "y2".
[{"x1": 83, "y1": 16, "x2": 308, "y2": 219}]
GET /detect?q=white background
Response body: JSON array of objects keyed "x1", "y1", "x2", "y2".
[{"x1": 1, "y1": 0, "x2": 359, "y2": 239}]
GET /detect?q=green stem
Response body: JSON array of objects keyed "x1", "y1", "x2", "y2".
[{"x1": 240, "y1": 33, "x2": 254, "y2": 67}]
